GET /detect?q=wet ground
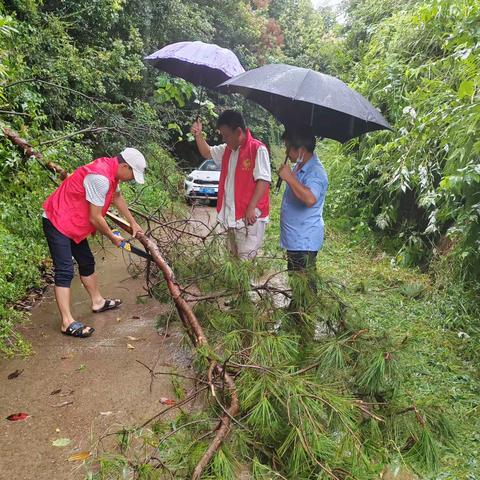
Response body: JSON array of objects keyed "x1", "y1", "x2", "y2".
[
  {"x1": 0, "y1": 206, "x2": 422, "y2": 480},
  {"x1": 0, "y1": 241, "x2": 191, "y2": 480}
]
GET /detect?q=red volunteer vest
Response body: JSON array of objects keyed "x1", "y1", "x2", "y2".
[
  {"x1": 43, "y1": 157, "x2": 119, "y2": 244},
  {"x1": 217, "y1": 129, "x2": 270, "y2": 221}
]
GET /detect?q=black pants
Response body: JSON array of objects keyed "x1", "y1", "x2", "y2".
[
  {"x1": 286, "y1": 250, "x2": 318, "y2": 273},
  {"x1": 287, "y1": 250, "x2": 318, "y2": 301},
  {"x1": 42, "y1": 217, "x2": 95, "y2": 288}
]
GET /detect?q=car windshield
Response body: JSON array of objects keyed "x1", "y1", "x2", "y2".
[{"x1": 198, "y1": 160, "x2": 220, "y2": 172}]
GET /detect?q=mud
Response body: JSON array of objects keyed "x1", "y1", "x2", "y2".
[{"x1": 0, "y1": 241, "x2": 192, "y2": 480}]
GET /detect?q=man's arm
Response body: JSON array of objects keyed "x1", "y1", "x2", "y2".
[
  {"x1": 112, "y1": 192, "x2": 143, "y2": 237},
  {"x1": 278, "y1": 165, "x2": 317, "y2": 207},
  {"x1": 245, "y1": 145, "x2": 272, "y2": 225},
  {"x1": 245, "y1": 180, "x2": 269, "y2": 225},
  {"x1": 89, "y1": 204, "x2": 124, "y2": 246},
  {"x1": 191, "y1": 120, "x2": 212, "y2": 159}
]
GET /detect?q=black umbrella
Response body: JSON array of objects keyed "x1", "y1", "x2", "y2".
[
  {"x1": 217, "y1": 63, "x2": 391, "y2": 143},
  {"x1": 218, "y1": 63, "x2": 392, "y2": 192}
]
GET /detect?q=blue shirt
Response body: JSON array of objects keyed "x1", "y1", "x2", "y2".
[{"x1": 280, "y1": 154, "x2": 328, "y2": 251}]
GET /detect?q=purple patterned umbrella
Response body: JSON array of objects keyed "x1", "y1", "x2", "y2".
[{"x1": 144, "y1": 41, "x2": 245, "y2": 89}]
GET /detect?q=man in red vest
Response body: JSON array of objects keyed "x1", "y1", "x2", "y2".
[
  {"x1": 42, "y1": 148, "x2": 146, "y2": 338},
  {"x1": 191, "y1": 110, "x2": 271, "y2": 259}
]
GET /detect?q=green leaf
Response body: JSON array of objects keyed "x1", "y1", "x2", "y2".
[
  {"x1": 458, "y1": 80, "x2": 475, "y2": 99},
  {"x1": 155, "y1": 77, "x2": 168, "y2": 88},
  {"x1": 52, "y1": 438, "x2": 71, "y2": 447}
]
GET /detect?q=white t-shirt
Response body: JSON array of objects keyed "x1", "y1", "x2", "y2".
[
  {"x1": 43, "y1": 174, "x2": 119, "y2": 218},
  {"x1": 209, "y1": 144, "x2": 271, "y2": 228},
  {"x1": 83, "y1": 174, "x2": 120, "y2": 206}
]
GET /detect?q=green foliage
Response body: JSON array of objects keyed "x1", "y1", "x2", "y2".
[
  {"x1": 155, "y1": 75, "x2": 197, "y2": 109},
  {"x1": 1, "y1": 0, "x2": 479, "y2": 477},
  {"x1": 269, "y1": 0, "x2": 352, "y2": 76},
  {"x1": 94, "y1": 208, "x2": 480, "y2": 478},
  {"x1": 343, "y1": 0, "x2": 420, "y2": 58},
  {"x1": 0, "y1": 126, "x2": 57, "y2": 354},
  {"x1": 332, "y1": 0, "x2": 480, "y2": 280}
]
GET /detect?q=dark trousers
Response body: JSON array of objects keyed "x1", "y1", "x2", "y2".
[
  {"x1": 42, "y1": 217, "x2": 95, "y2": 288},
  {"x1": 286, "y1": 250, "x2": 318, "y2": 273},
  {"x1": 287, "y1": 250, "x2": 318, "y2": 306}
]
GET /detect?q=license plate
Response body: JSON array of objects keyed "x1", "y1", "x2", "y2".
[{"x1": 199, "y1": 187, "x2": 216, "y2": 195}]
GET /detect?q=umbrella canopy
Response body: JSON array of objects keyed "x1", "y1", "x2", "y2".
[
  {"x1": 144, "y1": 41, "x2": 245, "y2": 89},
  {"x1": 218, "y1": 63, "x2": 391, "y2": 142}
]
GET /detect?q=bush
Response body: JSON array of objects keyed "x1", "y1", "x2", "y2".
[{"x1": 337, "y1": 0, "x2": 480, "y2": 280}]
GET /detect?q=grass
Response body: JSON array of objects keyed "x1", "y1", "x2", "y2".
[
  {"x1": 265, "y1": 142, "x2": 479, "y2": 477},
  {"x1": 310, "y1": 224, "x2": 480, "y2": 479}
]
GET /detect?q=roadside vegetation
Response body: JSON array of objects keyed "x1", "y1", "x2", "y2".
[{"x1": 1, "y1": 0, "x2": 478, "y2": 477}]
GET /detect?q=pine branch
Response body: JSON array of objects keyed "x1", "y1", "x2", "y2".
[{"x1": 5, "y1": 127, "x2": 240, "y2": 480}]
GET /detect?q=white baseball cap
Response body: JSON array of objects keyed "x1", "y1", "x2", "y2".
[{"x1": 120, "y1": 148, "x2": 146, "y2": 184}]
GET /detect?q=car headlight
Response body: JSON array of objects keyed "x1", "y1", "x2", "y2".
[{"x1": 187, "y1": 176, "x2": 194, "y2": 182}]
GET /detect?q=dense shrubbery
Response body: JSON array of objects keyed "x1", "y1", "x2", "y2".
[{"x1": 330, "y1": 0, "x2": 480, "y2": 280}]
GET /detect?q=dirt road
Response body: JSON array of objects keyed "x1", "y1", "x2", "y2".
[{"x1": 0, "y1": 241, "x2": 190, "y2": 480}]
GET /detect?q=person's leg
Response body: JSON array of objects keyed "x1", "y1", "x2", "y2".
[
  {"x1": 304, "y1": 251, "x2": 318, "y2": 294},
  {"x1": 286, "y1": 250, "x2": 318, "y2": 312},
  {"x1": 79, "y1": 273, "x2": 103, "y2": 311},
  {"x1": 42, "y1": 218, "x2": 92, "y2": 335},
  {"x1": 253, "y1": 221, "x2": 266, "y2": 256},
  {"x1": 234, "y1": 222, "x2": 264, "y2": 260},
  {"x1": 287, "y1": 250, "x2": 317, "y2": 271},
  {"x1": 287, "y1": 250, "x2": 308, "y2": 273},
  {"x1": 71, "y1": 239, "x2": 118, "y2": 312},
  {"x1": 226, "y1": 228, "x2": 238, "y2": 257}
]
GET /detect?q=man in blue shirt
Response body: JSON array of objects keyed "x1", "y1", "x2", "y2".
[{"x1": 278, "y1": 129, "x2": 328, "y2": 300}]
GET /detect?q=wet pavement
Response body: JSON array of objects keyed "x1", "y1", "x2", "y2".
[{"x1": 0, "y1": 242, "x2": 190, "y2": 480}]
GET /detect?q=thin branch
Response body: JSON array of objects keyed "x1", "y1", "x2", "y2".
[
  {"x1": 139, "y1": 385, "x2": 210, "y2": 430},
  {"x1": 38, "y1": 126, "x2": 116, "y2": 146},
  {"x1": 0, "y1": 110, "x2": 30, "y2": 116}
]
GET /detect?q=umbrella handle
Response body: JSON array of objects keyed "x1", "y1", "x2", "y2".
[
  {"x1": 196, "y1": 86, "x2": 204, "y2": 122},
  {"x1": 274, "y1": 137, "x2": 323, "y2": 194},
  {"x1": 274, "y1": 154, "x2": 289, "y2": 195}
]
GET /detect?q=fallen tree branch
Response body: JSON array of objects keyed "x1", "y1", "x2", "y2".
[
  {"x1": 3, "y1": 127, "x2": 68, "y2": 180},
  {"x1": 0, "y1": 110, "x2": 30, "y2": 117},
  {"x1": 4, "y1": 126, "x2": 239, "y2": 480}
]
